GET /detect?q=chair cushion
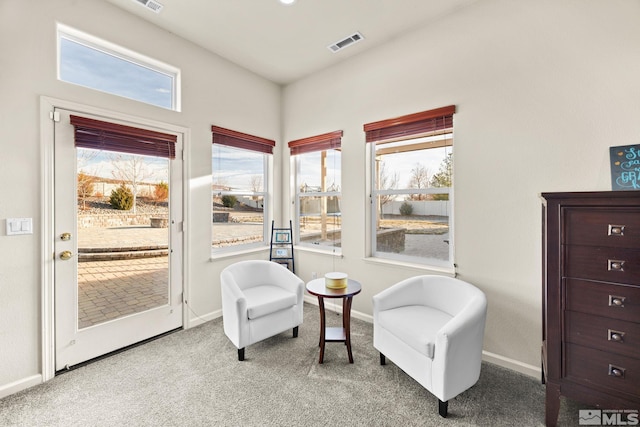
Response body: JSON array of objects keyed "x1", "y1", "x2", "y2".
[
  {"x1": 377, "y1": 305, "x2": 452, "y2": 359},
  {"x1": 243, "y1": 285, "x2": 298, "y2": 320}
]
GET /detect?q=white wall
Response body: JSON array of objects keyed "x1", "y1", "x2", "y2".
[
  {"x1": 0, "y1": 0, "x2": 280, "y2": 394},
  {"x1": 282, "y1": 0, "x2": 640, "y2": 375}
]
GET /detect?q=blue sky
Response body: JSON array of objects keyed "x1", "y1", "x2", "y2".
[
  {"x1": 59, "y1": 37, "x2": 173, "y2": 109},
  {"x1": 378, "y1": 144, "x2": 451, "y2": 189},
  {"x1": 212, "y1": 145, "x2": 265, "y2": 192},
  {"x1": 78, "y1": 149, "x2": 168, "y2": 184}
]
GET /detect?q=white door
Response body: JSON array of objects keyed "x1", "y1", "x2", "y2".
[{"x1": 54, "y1": 108, "x2": 183, "y2": 370}]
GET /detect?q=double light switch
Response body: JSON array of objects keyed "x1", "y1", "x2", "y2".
[{"x1": 6, "y1": 218, "x2": 33, "y2": 235}]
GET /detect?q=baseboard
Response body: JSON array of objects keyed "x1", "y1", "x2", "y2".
[
  {"x1": 0, "y1": 374, "x2": 42, "y2": 400},
  {"x1": 481, "y1": 350, "x2": 541, "y2": 379},
  {"x1": 186, "y1": 308, "x2": 221, "y2": 329}
]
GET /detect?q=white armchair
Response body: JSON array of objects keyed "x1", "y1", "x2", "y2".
[
  {"x1": 373, "y1": 275, "x2": 487, "y2": 417},
  {"x1": 221, "y1": 260, "x2": 304, "y2": 361}
]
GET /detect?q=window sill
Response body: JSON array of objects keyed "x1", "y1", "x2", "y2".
[
  {"x1": 210, "y1": 245, "x2": 269, "y2": 261},
  {"x1": 363, "y1": 256, "x2": 455, "y2": 276},
  {"x1": 294, "y1": 245, "x2": 342, "y2": 258}
]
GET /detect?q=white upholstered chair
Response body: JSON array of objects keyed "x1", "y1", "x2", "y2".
[
  {"x1": 221, "y1": 260, "x2": 304, "y2": 361},
  {"x1": 373, "y1": 275, "x2": 487, "y2": 417}
]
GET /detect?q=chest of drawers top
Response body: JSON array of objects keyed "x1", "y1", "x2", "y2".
[{"x1": 542, "y1": 191, "x2": 640, "y2": 286}]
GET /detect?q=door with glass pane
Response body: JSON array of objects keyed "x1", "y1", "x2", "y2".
[{"x1": 54, "y1": 108, "x2": 183, "y2": 370}]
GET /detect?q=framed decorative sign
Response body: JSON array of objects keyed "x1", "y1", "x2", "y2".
[
  {"x1": 609, "y1": 144, "x2": 640, "y2": 191},
  {"x1": 274, "y1": 230, "x2": 291, "y2": 243},
  {"x1": 275, "y1": 248, "x2": 289, "y2": 258}
]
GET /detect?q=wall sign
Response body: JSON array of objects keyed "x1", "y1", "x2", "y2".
[{"x1": 610, "y1": 144, "x2": 640, "y2": 190}]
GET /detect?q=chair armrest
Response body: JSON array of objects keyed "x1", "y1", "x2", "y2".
[
  {"x1": 373, "y1": 276, "x2": 426, "y2": 315},
  {"x1": 432, "y1": 293, "x2": 488, "y2": 401},
  {"x1": 220, "y1": 270, "x2": 248, "y2": 348}
]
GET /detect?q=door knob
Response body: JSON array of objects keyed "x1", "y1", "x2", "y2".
[
  {"x1": 60, "y1": 232, "x2": 72, "y2": 241},
  {"x1": 60, "y1": 250, "x2": 73, "y2": 260}
]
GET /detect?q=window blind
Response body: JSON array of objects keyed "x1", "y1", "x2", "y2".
[
  {"x1": 211, "y1": 125, "x2": 275, "y2": 154},
  {"x1": 70, "y1": 115, "x2": 177, "y2": 159},
  {"x1": 363, "y1": 105, "x2": 455, "y2": 143},
  {"x1": 288, "y1": 130, "x2": 343, "y2": 155}
]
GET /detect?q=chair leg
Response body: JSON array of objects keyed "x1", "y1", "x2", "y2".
[
  {"x1": 379, "y1": 352, "x2": 386, "y2": 365},
  {"x1": 238, "y1": 348, "x2": 245, "y2": 361},
  {"x1": 293, "y1": 326, "x2": 299, "y2": 338},
  {"x1": 438, "y1": 399, "x2": 448, "y2": 418}
]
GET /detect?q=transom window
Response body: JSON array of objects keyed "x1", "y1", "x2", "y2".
[
  {"x1": 212, "y1": 126, "x2": 274, "y2": 252},
  {"x1": 366, "y1": 106, "x2": 455, "y2": 269},
  {"x1": 57, "y1": 24, "x2": 180, "y2": 111},
  {"x1": 289, "y1": 131, "x2": 342, "y2": 251}
]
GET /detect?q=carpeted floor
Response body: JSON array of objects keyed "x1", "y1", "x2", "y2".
[{"x1": 0, "y1": 303, "x2": 582, "y2": 426}]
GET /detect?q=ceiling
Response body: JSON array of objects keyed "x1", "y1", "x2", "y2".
[{"x1": 105, "y1": 0, "x2": 478, "y2": 85}]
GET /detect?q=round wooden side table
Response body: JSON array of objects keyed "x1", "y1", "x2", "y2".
[{"x1": 305, "y1": 278, "x2": 362, "y2": 364}]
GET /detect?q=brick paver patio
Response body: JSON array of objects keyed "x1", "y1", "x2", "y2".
[
  {"x1": 77, "y1": 226, "x2": 169, "y2": 328},
  {"x1": 77, "y1": 256, "x2": 168, "y2": 329}
]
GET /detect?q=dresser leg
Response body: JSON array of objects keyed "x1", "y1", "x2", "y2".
[{"x1": 545, "y1": 382, "x2": 560, "y2": 427}]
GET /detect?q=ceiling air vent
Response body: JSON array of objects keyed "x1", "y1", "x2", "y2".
[
  {"x1": 327, "y1": 32, "x2": 364, "y2": 53},
  {"x1": 133, "y1": 0, "x2": 164, "y2": 13}
]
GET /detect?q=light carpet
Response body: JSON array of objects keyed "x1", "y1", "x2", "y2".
[{"x1": 0, "y1": 303, "x2": 582, "y2": 426}]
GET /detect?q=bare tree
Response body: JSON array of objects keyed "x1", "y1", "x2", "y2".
[
  {"x1": 77, "y1": 172, "x2": 95, "y2": 210},
  {"x1": 77, "y1": 148, "x2": 99, "y2": 171},
  {"x1": 377, "y1": 162, "x2": 399, "y2": 208},
  {"x1": 109, "y1": 154, "x2": 155, "y2": 213},
  {"x1": 249, "y1": 175, "x2": 262, "y2": 192},
  {"x1": 407, "y1": 163, "x2": 430, "y2": 201},
  {"x1": 249, "y1": 175, "x2": 262, "y2": 208}
]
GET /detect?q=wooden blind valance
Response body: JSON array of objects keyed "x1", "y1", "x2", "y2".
[
  {"x1": 70, "y1": 115, "x2": 177, "y2": 159},
  {"x1": 288, "y1": 130, "x2": 343, "y2": 156},
  {"x1": 211, "y1": 125, "x2": 275, "y2": 155},
  {"x1": 363, "y1": 105, "x2": 455, "y2": 143}
]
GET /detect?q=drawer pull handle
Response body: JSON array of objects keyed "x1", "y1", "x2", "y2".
[
  {"x1": 608, "y1": 364, "x2": 626, "y2": 378},
  {"x1": 608, "y1": 224, "x2": 625, "y2": 236},
  {"x1": 608, "y1": 329, "x2": 625, "y2": 342},
  {"x1": 609, "y1": 295, "x2": 626, "y2": 307},
  {"x1": 608, "y1": 259, "x2": 626, "y2": 271}
]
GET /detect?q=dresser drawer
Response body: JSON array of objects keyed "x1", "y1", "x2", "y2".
[
  {"x1": 564, "y1": 279, "x2": 640, "y2": 322},
  {"x1": 564, "y1": 207, "x2": 640, "y2": 247},
  {"x1": 565, "y1": 311, "x2": 640, "y2": 359},
  {"x1": 565, "y1": 245, "x2": 640, "y2": 284},
  {"x1": 565, "y1": 343, "x2": 640, "y2": 397}
]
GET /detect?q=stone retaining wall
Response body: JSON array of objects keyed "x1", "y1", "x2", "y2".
[
  {"x1": 78, "y1": 214, "x2": 169, "y2": 228},
  {"x1": 376, "y1": 228, "x2": 406, "y2": 253}
]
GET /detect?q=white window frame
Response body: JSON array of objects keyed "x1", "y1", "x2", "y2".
[
  {"x1": 369, "y1": 134, "x2": 454, "y2": 270},
  {"x1": 211, "y1": 146, "x2": 270, "y2": 254},
  {"x1": 57, "y1": 24, "x2": 181, "y2": 111},
  {"x1": 293, "y1": 150, "x2": 342, "y2": 253}
]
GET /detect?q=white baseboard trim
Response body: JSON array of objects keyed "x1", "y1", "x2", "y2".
[
  {"x1": 481, "y1": 351, "x2": 541, "y2": 379},
  {"x1": 186, "y1": 309, "x2": 221, "y2": 329},
  {"x1": 0, "y1": 374, "x2": 42, "y2": 400}
]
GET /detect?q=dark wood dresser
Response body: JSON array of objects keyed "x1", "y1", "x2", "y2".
[{"x1": 541, "y1": 191, "x2": 640, "y2": 426}]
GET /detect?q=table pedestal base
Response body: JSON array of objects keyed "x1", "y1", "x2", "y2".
[{"x1": 317, "y1": 296, "x2": 354, "y2": 364}]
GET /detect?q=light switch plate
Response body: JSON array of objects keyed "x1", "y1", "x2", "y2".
[{"x1": 6, "y1": 218, "x2": 33, "y2": 235}]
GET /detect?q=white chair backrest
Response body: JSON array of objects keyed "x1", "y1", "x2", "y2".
[
  {"x1": 417, "y1": 276, "x2": 485, "y2": 317},
  {"x1": 222, "y1": 260, "x2": 281, "y2": 291}
]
